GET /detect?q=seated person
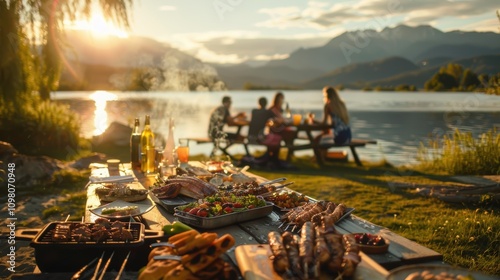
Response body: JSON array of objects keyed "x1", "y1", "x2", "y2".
[
  {"x1": 312, "y1": 86, "x2": 352, "y2": 162},
  {"x1": 247, "y1": 97, "x2": 274, "y2": 144},
  {"x1": 320, "y1": 86, "x2": 351, "y2": 145},
  {"x1": 208, "y1": 96, "x2": 247, "y2": 141},
  {"x1": 268, "y1": 92, "x2": 296, "y2": 146}
]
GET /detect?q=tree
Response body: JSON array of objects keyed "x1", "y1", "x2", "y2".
[
  {"x1": 460, "y1": 69, "x2": 480, "y2": 90},
  {"x1": 425, "y1": 72, "x2": 458, "y2": 91},
  {"x1": 0, "y1": 0, "x2": 133, "y2": 101}
]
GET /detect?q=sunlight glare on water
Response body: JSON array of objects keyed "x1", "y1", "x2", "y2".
[{"x1": 89, "y1": 91, "x2": 117, "y2": 135}]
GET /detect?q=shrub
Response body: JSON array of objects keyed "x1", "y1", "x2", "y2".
[
  {"x1": 0, "y1": 97, "x2": 82, "y2": 159},
  {"x1": 417, "y1": 128, "x2": 500, "y2": 175}
]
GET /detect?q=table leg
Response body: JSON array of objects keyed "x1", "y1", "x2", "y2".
[{"x1": 350, "y1": 146, "x2": 362, "y2": 166}]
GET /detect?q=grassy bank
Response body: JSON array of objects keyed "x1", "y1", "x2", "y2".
[{"x1": 244, "y1": 157, "x2": 499, "y2": 276}]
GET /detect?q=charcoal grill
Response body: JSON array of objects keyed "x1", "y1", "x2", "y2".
[{"x1": 16, "y1": 222, "x2": 163, "y2": 272}]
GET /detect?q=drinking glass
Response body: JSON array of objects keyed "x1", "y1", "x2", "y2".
[
  {"x1": 292, "y1": 114, "x2": 302, "y2": 126},
  {"x1": 176, "y1": 139, "x2": 190, "y2": 163}
]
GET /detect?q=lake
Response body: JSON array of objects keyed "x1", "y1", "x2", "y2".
[{"x1": 51, "y1": 90, "x2": 500, "y2": 166}]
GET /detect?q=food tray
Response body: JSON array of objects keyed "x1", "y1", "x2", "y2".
[
  {"x1": 174, "y1": 202, "x2": 274, "y2": 229},
  {"x1": 150, "y1": 194, "x2": 196, "y2": 214}
]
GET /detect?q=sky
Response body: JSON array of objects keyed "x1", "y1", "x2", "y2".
[{"x1": 78, "y1": 0, "x2": 500, "y2": 64}]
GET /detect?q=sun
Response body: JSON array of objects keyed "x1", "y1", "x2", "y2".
[{"x1": 71, "y1": 11, "x2": 128, "y2": 38}]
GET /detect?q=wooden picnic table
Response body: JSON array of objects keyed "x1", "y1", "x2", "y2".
[
  {"x1": 82, "y1": 161, "x2": 444, "y2": 279},
  {"x1": 182, "y1": 122, "x2": 377, "y2": 166}
]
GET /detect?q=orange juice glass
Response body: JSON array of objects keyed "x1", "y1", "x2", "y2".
[
  {"x1": 292, "y1": 114, "x2": 302, "y2": 126},
  {"x1": 177, "y1": 146, "x2": 189, "y2": 163}
]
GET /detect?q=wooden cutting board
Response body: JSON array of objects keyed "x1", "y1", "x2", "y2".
[{"x1": 235, "y1": 244, "x2": 284, "y2": 280}]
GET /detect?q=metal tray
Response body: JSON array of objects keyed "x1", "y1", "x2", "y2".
[
  {"x1": 150, "y1": 194, "x2": 196, "y2": 213},
  {"x1": 174, "y1": 202, "x2": 274, "y2": 229}
]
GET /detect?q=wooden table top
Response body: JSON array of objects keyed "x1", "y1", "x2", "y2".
[{"x1": 84, "y1": 161, "x2": 444, "y2": 279}]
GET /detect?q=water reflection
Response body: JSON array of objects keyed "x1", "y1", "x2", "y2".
[{"x1": 89, "y1": 91, "x2": 117, "y2": 135}]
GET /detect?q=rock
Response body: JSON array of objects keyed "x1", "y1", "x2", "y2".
[
  {"x1": 69, "y1": 153, "x2": 107, "y2": 170},
  {"x1": 0, "y1": 142, "x2": 78, "y2": 190},
  {"x1": 92, "y1": 121, "x2": 132, "y2": 146},
  {"x1": 0, "y1": 141, "x2": 17, "y2": 155}
]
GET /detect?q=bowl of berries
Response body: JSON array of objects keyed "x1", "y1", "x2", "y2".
[{"x1": 349, "y1": 232, "x2": 389, "y2": 254}]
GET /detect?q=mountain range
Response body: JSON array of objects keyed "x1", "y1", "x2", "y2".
[
  {"x1": 59, "y1": 25, "x2": 500, "y2": 91},
  {"x1": 213, "y1": 25, "x2": 500, "y2": 89}
]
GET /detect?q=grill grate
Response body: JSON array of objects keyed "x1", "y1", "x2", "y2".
[{"x1": 36, "y1": 222, "x2": 142, "y2": 244}]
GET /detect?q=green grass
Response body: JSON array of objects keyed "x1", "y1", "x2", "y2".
[
  {"x1": 417, "y1": 128, "x2": 500, "y2": 175},
  {"x1": 242, "y1": 157, "x2": 499, "y2": 276}
]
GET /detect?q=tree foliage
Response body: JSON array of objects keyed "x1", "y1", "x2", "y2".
[
  {"x1": 0, "y1": 0, "x2": 133, "y2": 101},
  {"x1": 424, "y1": 63, "x2": 486, "y2": 92}
]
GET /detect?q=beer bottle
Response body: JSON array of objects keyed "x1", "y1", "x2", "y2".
[
  {"x1": 130, "y1": 118, "x2": 141, "y2": 170},
  {"x1": 140, "y1": 115, "x2": 156, "y2": 173}
]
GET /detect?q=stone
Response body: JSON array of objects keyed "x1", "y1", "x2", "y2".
[
  {"x1": 69, "y1": 153, "x2": 107, "y2": 170},
  {"x1": 92, "y1": 121, "x2": 132, "y2": 146},
  {"x1": 0, "y1": 141, "x2": 17, "y2": 155}
]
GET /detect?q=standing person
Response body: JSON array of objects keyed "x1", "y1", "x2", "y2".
[
  {"x1": 208, "y1": 95, "x2": 247, "y2": 141},
  {"x1": 321, "y1": 86, "x2": 352, "y2": 144}
]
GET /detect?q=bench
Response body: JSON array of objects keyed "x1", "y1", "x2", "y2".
[
  {"x1": 283, "y1": 138, "x2": 376, "y2": 166},
  {"x1": 182, "y1": 136, "x2": 377, "y2": 167}
]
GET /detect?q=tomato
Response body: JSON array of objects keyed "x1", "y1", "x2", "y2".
[
  {"x1": 224, "y1": 207, "x2": 233, "y2": 213},
  {"x1": 197, "y1": 208, "x2": 209, "y2": 217},
  {"x1": 183, "y1": 207, "x2": 193, "y2": 213},
  {"x1": 247, "y1": 204, "x2": 255, "y2": 209},
  {"x1": 233, "y1": 203, "x2": 243, "y2": 208},
  {"x1": 189, "y1": 207, "x2": 200, "y2": 215}
]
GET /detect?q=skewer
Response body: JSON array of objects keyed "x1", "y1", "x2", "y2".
[
  {"x1": 115, "y1": 251, "x2": 130, "y2": 280},
  {"x1": 64, "y1": 214, "x2": 71, "y2": 222},
  {"x1": 91, "y1": 251, "x2": 105, "y2": 280},
  {"x1": 71, "y1": 257, "x2": 98, "y2": 280},
  {"x1": 97, "y1": 251, "x2": 114, "y2": 280}
]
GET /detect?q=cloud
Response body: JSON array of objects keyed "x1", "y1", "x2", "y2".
[
  {"x1": 159, "y1": 5, "x2": 176, "y2": 11},
  {"x1": 256, "y1": 0, "x2": 499, "y2": 31},
  {"x1": 159, "y1": 29, "x2": 332, "y2": 64}
]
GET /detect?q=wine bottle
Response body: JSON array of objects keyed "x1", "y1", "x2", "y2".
[
  {"x1": 130, "y1": 118, "x2": 141, "y2": 170},
  {"x1": 140, "y1": 115, "x2": 156, "y2": 173}
]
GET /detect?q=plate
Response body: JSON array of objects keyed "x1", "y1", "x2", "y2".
[
  {"x1": 386, "y1": 264, "x2": 498, "y2": 280},
  {"x1": 90, "y1": 199, "x2": 155, "y2": 219}
]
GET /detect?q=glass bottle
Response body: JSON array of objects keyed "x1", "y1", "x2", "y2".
[
  {"x1": 285, "y1": 102, "x2": 292, "y2": 118},
  {"x1": 140, "y1": 115, "x2": 156, "y2": 173},
  {"x1": 130, "y1": 118, "x2": 141, "y2": 170},
  {"x1": 163, "y1": 117, "x2": 175, "y2": 165}
]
